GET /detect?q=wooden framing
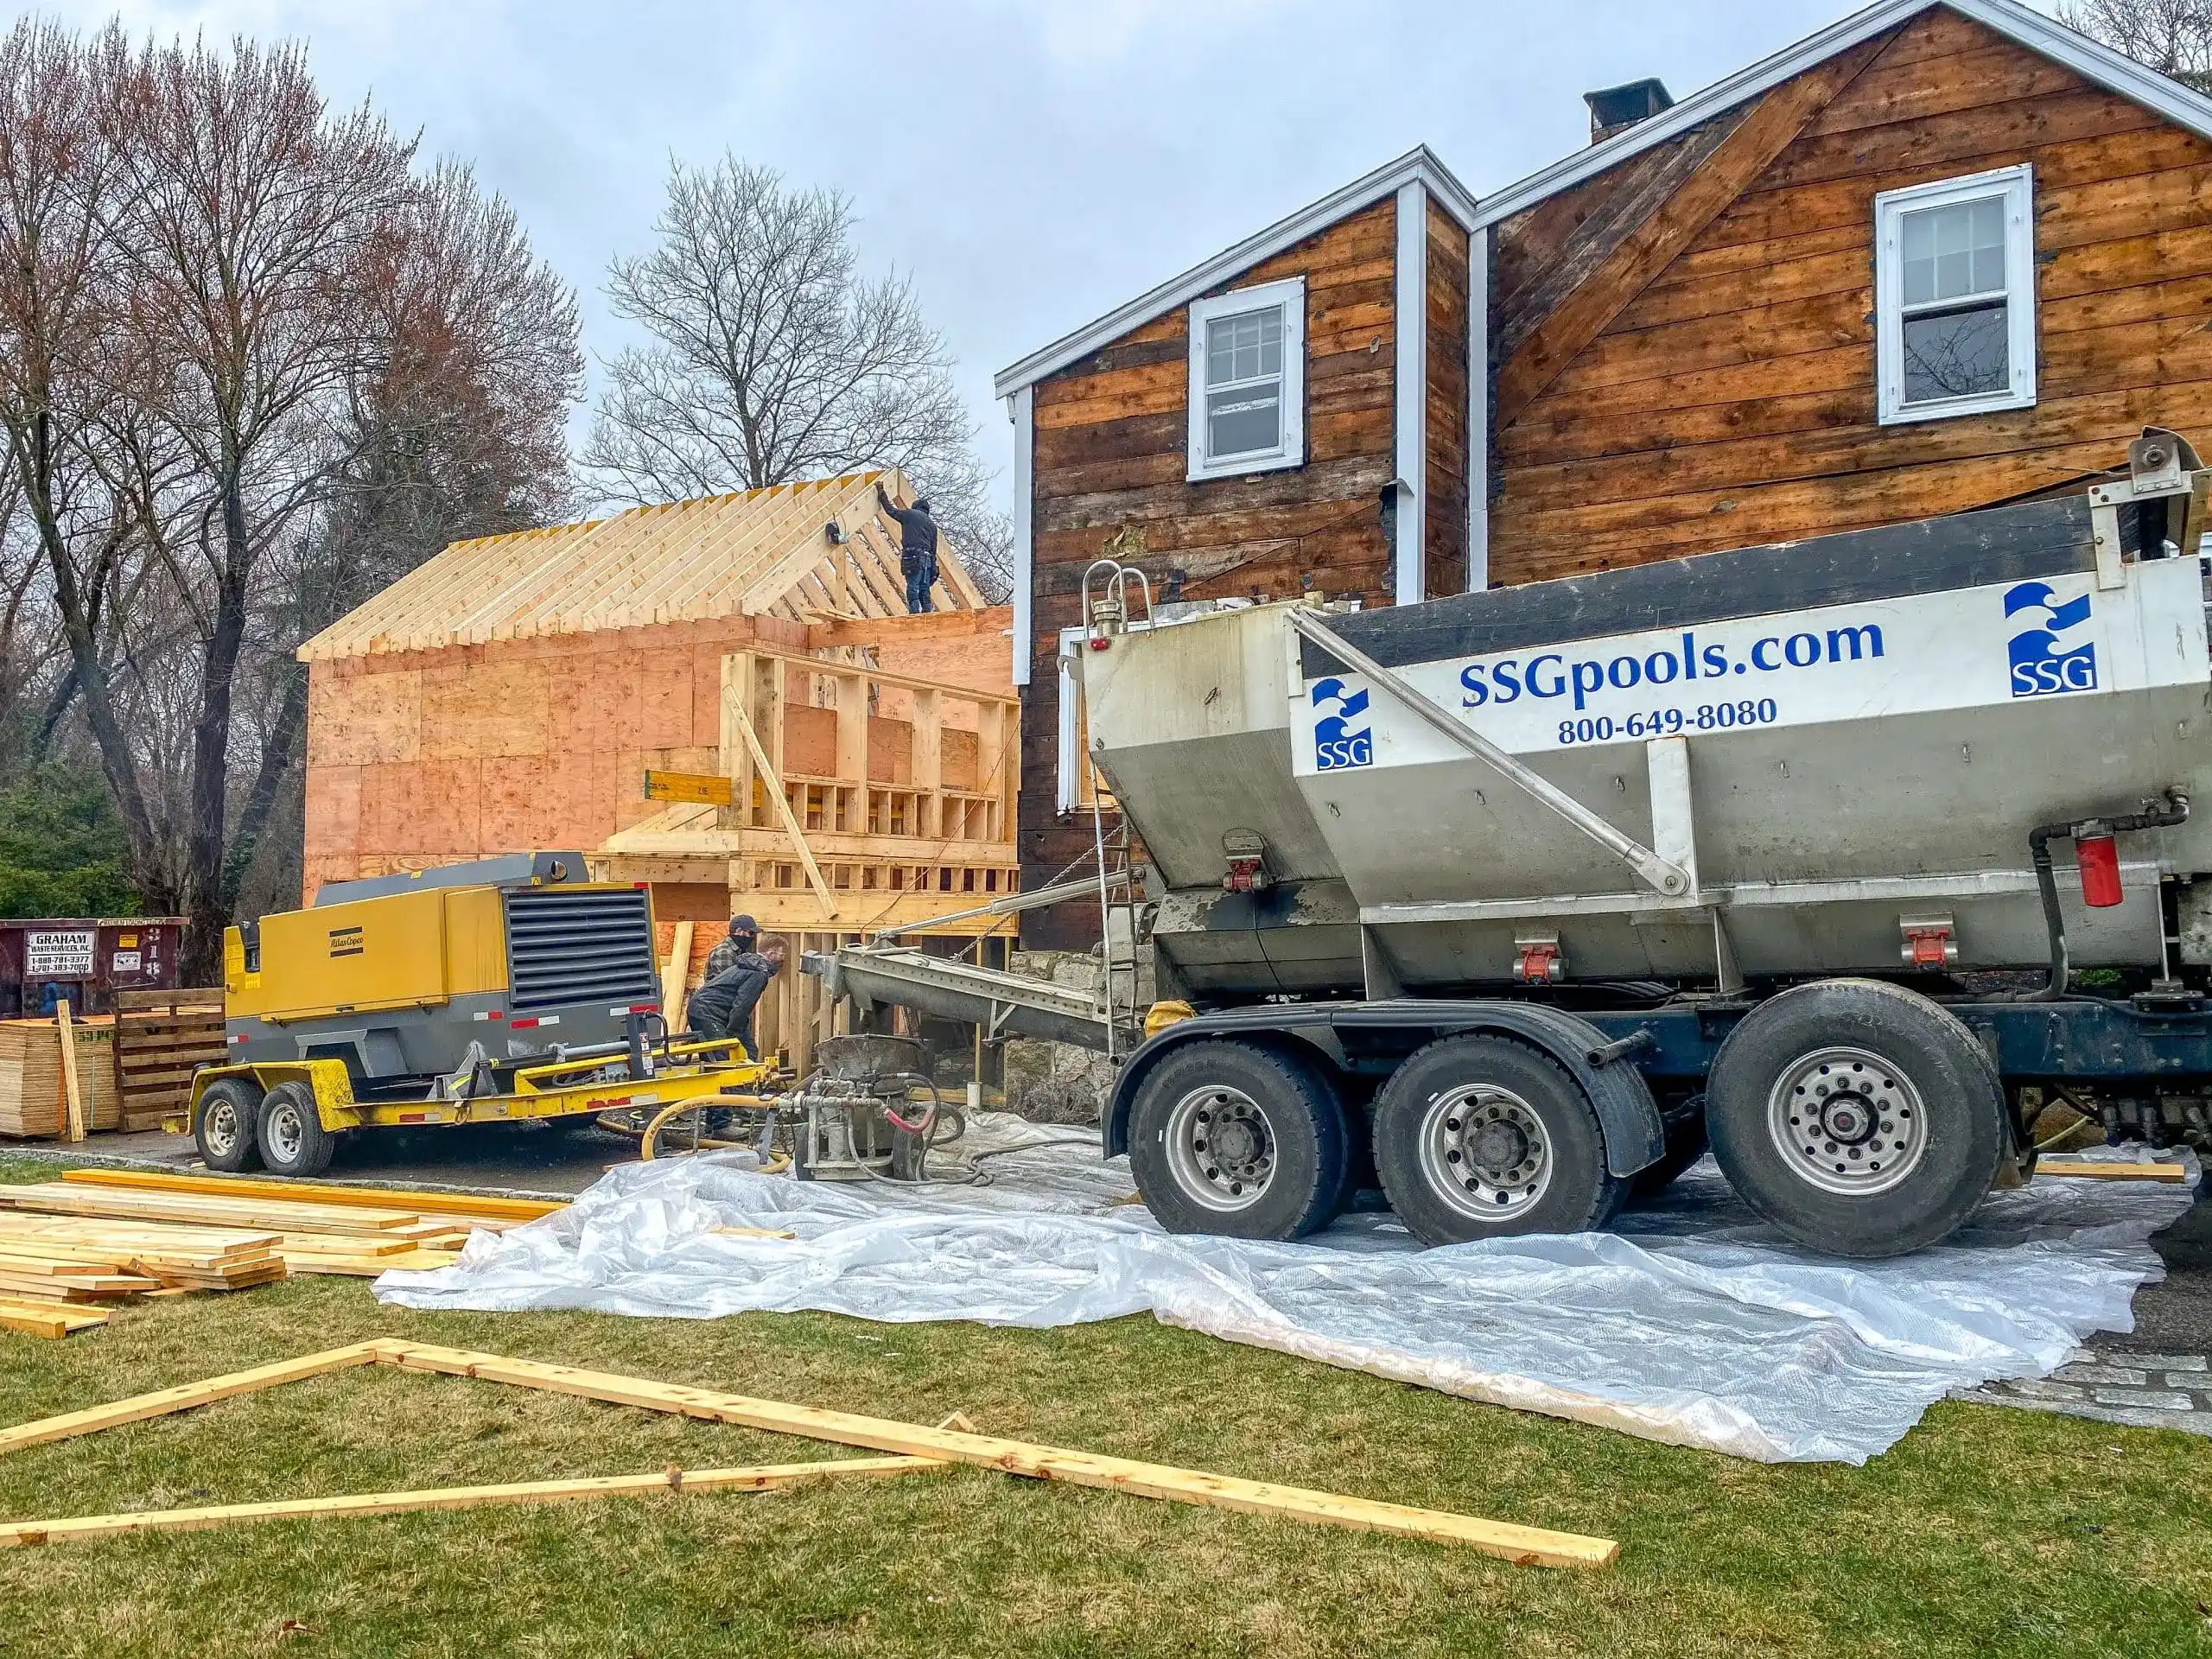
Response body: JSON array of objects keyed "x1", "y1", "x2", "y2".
[
  {"x1": 0, "y1": 1339, "x2": 1619, "y2": 1567},
  {"x1": 595, "y1": 640, "x2": 1021, "y2": 1076},
  {"x1": 300, "y1": 472, "x2": 985, "y2": 667}
]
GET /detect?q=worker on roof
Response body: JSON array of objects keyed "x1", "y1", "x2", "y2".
[
  {"x1": 876, "y1": 482, "x2": 939, "y2": 614},
  {"x1": 704, "y1": 913, "x2": 759, "y2": 982}
]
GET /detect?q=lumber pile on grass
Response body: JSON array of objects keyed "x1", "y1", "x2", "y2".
[
  {"x1": 0, "y1": 1018, "x2": 120, "y2": 1138},
  {"x1": 0, "y1": 1172, "x2": 558, "y2": 1338},
  {"x1": 111, "y1": 990, "x2": 225, "y2": 1132}
]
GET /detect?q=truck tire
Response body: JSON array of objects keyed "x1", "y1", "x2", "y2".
[
  {"x1": 1129, "y1": 1040, "x2": 1348, "y2": 1239},
  {"x1": 194, "y1": 1077, "x2": 264, "y2": 1173},
  {"x1": 1370, "y1": 1034, "x2": 1624, "y2": 1244},
  {"x1": 257, "y1": 1081, "x2": 338, "y2": 1178},
  {"x1": 1704, "y1": 979, "x2": 2005, "y2": 1258}
]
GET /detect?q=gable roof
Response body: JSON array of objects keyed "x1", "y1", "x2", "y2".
[
  {"x1": 1471, "y1": 0, "x2": 2212, "y2": 228},
  {"x1": 298, "y1": 471, "x2": 985, "y2": 665},
  {"x1": 992, "y1": 145, "x2": 1479, "y2": 399}
]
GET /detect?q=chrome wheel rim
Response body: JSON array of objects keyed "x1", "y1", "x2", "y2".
[
  {"x1": 1766, "y1": 1046, "x2": 1928, "y2": 1198},
  {"x1": 1163, "y1": 1084, "x2": 1274, "y2": 1212},
  {"x1": 266, "y1": 1097, "x2": 304, "y2": 1164},
  {"x1": 1420, "y1": 1084, "x2": 1554, "y2": 1221},
  {"x1": 202, "y1": 1098, "x2": 241, "y2": 1159}
]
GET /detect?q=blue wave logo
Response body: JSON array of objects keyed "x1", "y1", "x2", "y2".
[
  {"x1": 1311, "y1": 677, "x2": 1372, "y2": 770},
  {"x1": 2004, "y1": 582, "x2": 2097, "y2": 699}
]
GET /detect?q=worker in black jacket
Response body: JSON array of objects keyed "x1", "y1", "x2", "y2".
[
  {"x1": 685, "y1": 938, "x2": 786, "y2": 1060},
  {"x1": 876, "y1": 483, "x2": 939, "y2": 613}
]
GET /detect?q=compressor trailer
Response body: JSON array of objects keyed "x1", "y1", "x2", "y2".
[
  {"x1": 1066, "y1": 431, "x2": 2212, "y2": 1258},
  {"x1": 187, "y1": 853, "x2": 764, "y2": 1177}
]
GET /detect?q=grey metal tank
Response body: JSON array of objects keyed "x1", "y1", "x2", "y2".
[{"x1": 1077, "y1": 484, "x2": 2212, "y2": 997}]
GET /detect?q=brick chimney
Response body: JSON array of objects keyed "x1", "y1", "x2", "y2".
[{"x1": 1582, "y1": 78, "x2": 1675, "y2": 144}]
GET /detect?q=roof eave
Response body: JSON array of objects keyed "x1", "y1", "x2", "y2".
[
  {"x1": 1469, "y1": 0, "x2": 2212, "y2": 229},
  {"x1": 992, "y1": 145, "x2": 1480, "y2": 399}
]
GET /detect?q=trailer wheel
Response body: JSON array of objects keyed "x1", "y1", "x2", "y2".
[
  {"x1": 1370, "y1": 1035, "x2": 1623, "y2": 1244},
  {"x1": 1128, "y1": 1040, "x2": 1348, "y2": 1239},
  {"x1": 1704, "y1": 979, "x2": 2005, "y2": 1258},
  {"x1": 194, "y1": 1077, "x2": 264, "y2": 1173},
  {"x1": 257, "y1": 1081, "x2": 337, "y2": 1179}
]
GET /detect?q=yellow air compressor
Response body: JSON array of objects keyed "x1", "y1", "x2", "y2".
[{"x1": 188, "y1": 853, "x2": 765, "y2": 1176}]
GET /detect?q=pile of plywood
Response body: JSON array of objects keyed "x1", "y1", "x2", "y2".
[
  {"x1": 0, "y1": 1171, "x2": 557, "y2": 1338},
  {"x1": 0, "y1": 1017, "x2": 120, "y2": 1138},
  {"x1": 112, "y1": 989, "x2": 225, "y2": 1131}
]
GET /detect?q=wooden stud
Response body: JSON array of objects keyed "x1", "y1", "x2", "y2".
[
  {"x1": 55, "y1": 1001, "x2": 86, "y2": 1146},
  {"x1": 0, "y1": 1458, "x2": 942, "y2": 1548},
  {"x1": 56, "y1": 1169, "x2": 563, "y2": 1223},
  {"x1": 721, "y1": 686, "x2": 839, "y2": 918},
  {"x1": 2040, "y1": 1160, "x2": 2193, "y2": 1183},
  {"x1": 662, "y1": 919, "x2": 696, "y2": 1033},
  {"x1": 0, "y1": 1343, "x2": 386, "y2": 1457}
]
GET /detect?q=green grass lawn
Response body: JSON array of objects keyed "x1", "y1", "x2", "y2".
[{"x1": 0, "y1": 1154, "x2": 2207, "y2": 1658}]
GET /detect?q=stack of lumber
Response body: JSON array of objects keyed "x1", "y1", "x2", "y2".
[
  {"x1": 0, "y1": 1017, "x2": 119, "y2": 1138},
  {"x1": 112, "y1": 989, "x2": 225, "y2": 1131},
  {"x1": 0, "y1": 1173, "x2": 558, "y2": 1338},
  {"x1": 0, "y1": 1213, "x2": 287, "y2": 1338}
]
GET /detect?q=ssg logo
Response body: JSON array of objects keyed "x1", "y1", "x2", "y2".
[
  {"x1": 2004, "y1": 581, "x2": 2097, "y2": 698},
  {"x1": 1311, "y1": 677, "x2": 1372, "y2": 770}
]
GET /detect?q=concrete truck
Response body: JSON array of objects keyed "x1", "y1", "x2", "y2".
[{"x1": 1058, "y1": 430, "x2": 2212, "y2": 1258}]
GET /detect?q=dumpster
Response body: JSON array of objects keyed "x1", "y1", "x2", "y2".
[{"x1": 0, "y1": 918, "x2": 186, "y2": 1018}]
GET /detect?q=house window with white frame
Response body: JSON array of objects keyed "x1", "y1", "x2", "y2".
[
  {"x1": 1874, "y1": 165, "x2": 2037, "y2": 424},
  {"x1": 1186, "y1": 277, "x2": 1306, "y2": 480}
]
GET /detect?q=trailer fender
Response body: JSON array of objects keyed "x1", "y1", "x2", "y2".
[
  {"x1": 191, "y1": 1060, "x2": 362, "y2": 1132},
  {"x1": 1105, "y1": 1002, "x2": 1665, "y2": 1179}
]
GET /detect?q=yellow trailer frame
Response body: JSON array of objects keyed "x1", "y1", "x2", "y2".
[{"x1": 182, "y1": 1042, "x2": 769, "y2": 1135}]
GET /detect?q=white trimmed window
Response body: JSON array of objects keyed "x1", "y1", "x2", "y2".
[
  {"x1": 1875, "y1": 165, "x2": 2037, "y2": 424},
  {"x1": 1186, "y1": 277, "x2": 1306, "y2": 480}
]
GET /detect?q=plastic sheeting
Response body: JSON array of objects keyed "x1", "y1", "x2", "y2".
[{"x1": 374, "y1": 1114, "x2": 2200, "y2": 1463}]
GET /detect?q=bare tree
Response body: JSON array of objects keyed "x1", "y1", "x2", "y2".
[
  {"x1": 238, "y1": 159, "x2": 582, "y2": 904},
  {"x1": 582, "y1": 156, "x2": 1011, "y2": 599},
  {"x1": 2061, "y1": 0, "x2": 2212, "y2": 91},
  {"x1": 0, "y1": 21, "x2": 173, "y2": 870}
]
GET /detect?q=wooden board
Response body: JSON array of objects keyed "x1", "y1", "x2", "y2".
[
  {"x1": 0, "y1": 1343, "x2": 386, "y2": 1454},
  {"x1": 2040, "y1": 1160, "x2": 2194, "y2": 1183},
  {"x1": 645, "y1": 770, "x2": 734, "y2": 806},
  {"x1": 59, "y1": 1167, "x2": 565, "y2": 1223},
  {"x1": 0, "y1": 1458, "x2": 942, "y2": 1548}
]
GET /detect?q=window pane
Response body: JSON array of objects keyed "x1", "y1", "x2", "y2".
[
  {"x1": 1899, "y1": 195, "x2": 2006, "y2": 306},
  {"x1": 1903, "y1": 301, "x2": 2008, "y2": 404},
  {"x1": 1207, "y1": 385, "x2": 1281, "y2": 458},
  {"x1": 1205, "y1": 305, "x2": 1283, "y2": 387},
  {"x1": 1902, "y1": 210, "x2": 1936, "y2": 305}
]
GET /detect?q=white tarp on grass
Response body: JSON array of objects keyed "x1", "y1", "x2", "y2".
[{"x1": 373, "y1": 1115, "x2": 2199, "y2": 1463}]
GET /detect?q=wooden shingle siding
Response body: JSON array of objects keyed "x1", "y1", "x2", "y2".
[
  {"x1": 1490, "y1": 4, "x2": 2212, "y2": 583},
  {"x1": 1424, "y1": 196, "x2": 1471, "y2": 598},
  {"x1": 1019, "y1": 200, "x2": 1402, "y2": 939}
]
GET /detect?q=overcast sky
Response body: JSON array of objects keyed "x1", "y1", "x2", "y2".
[{"x1": 54, "y1": 0, "x2": 1991, "y2": 513}]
